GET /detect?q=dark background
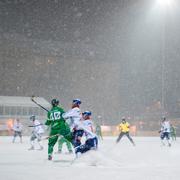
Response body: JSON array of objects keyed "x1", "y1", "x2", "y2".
[{"x1": 0, "y1": 0, "x2": 180, "y2": 124}]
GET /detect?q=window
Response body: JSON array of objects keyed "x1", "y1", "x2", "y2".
[
  {"x1": 23, "y1": 107, "x2": 28, "y2": 116},
  {"x1": 11, "y1": 107, "x2": 16, "y2": 115},
  {"x1": 0, "y1": 106, "x2": 3, "y2": 115},
  {"x1": 5, "y1": 107, "x2": 10, "y2": 115},
  {"x1": 16, "y1": 107, "x2": 21, "y2": 115},
  {"x1": 29, "y1": 107, "x2": 33, "y2": 115}
]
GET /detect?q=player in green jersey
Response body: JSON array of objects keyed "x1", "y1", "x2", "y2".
[
  {"x1": 170, "y1": 124, "x2": 176, "y2": 141},
  {"x1": 95, "y1": 123, "x2": 103, "y2": 140},
  {"x1": 45, "y1": 99, "x2": 72, "y2": 160},
  {"x1": 57, "y1": 137, "x2": 73, "y2": 154}
]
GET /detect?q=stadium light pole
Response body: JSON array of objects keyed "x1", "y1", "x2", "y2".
[
  {"x1": 161, "y1": 6, "x2": 166, "y2": 115},
  {"x1": 156, "y1": 0, "x2": 173, "y2": 115}
]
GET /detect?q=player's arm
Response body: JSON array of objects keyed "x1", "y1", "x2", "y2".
[
  {"x1": 62, "y1": 109, "x2": 75, "y2": 119},
  {"x1": 89, "y1": 121, "x2": 94, "y2": 132},
  {"x1": 45, "y1": 112, "x2": 52, "y2": 126},
  {"x1": 158, "y1": 126, "x2": 163, "y2": 133},
  {"x1": 118, "y1": 124, "x2": 122, "y2": 132},
  {"x1": 90, "y1": 125, "x2": 94, "y2": 133}
]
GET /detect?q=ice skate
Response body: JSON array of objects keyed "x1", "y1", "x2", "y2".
[{"x1": 48, "y1": 155, "x2": 52, "y2": 161}]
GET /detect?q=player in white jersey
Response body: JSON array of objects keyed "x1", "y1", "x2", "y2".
[
  {"x1": 12, "y1": 119, "x2": 23, "y2": 143},
  {"x1": 62, "y1": 99, "x2": 84, "y2": 148},
  {"x1": 75, "y1": 111, "x2": 98, "y2": 156},
  {"x1": 159, "y1": 117, "x2": 171, "y2": 147},
  {"x1": 63, "y1": 99, "x2": 82, "y2": 129},
  {"x1": 82, "y1": 111, "x2": 94, "y2": 139},
  {"x1": 28, "y1": 115, "x2": 44, "y2": 150}
]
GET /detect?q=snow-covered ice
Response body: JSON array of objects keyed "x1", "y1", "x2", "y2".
[{"x1": 0, "y1": 136, "x2": 179, "y2": 180}]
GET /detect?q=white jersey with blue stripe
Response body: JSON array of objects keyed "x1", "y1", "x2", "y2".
[
  {"x1": 161, "y1": 121, "x2": 171, "y2": 133},
  {"x1": 63, "y1": 107, "x2": 82, "y2": 129},
  {"x1": 82, "y1": 120, "x2": 96, "y2": 139},
  {"x1": 33, "y1": 120, "x2": 44, "y2": 134},
  {"x1": 12, "y1": 122, "x2": 23, "y2": 132}
]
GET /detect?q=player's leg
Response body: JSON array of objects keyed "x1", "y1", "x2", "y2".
[
  {"x1": 166, "y1": 132, "x2": 171, "y2": 147},
  {"x1": 97, "y1": 131, "x2": 103, "y2": 140},
  {"x1": 12, "y1": 131, "x2": 17, "y2": 143},
  {"x1": 100, "y1": 131, "x2": 103, "y2": 140},
  {"x1": 76, "y1": 137, "x2": 98, "y2": 156},
  {"x1": 172, "y1": 133, "x2": 176, "y2": 141},
  {"x1": 116, "y1": 132, "x2": 124, "y2": 143},
  {"x1": 126, "y1": 132, "x2": 135, "y2": 146},
  {"x1": 71, "y1": 130, "x2": 84, "y2": 147},
  {"x1": 174, "y1": 133, "x2": 177, "y2": 141},
  {"x1": 19, "y1": 132, "x2": 22, "y2": 143},
  {"x1": 59, "y1": 122, "x2": 74, "y2": 145},
  {"x1": 75, "y1": 141, "x2": 90, "y2": 155},
  {"x1": 160, "y1": 132, "x2": 165, "y2": 146},
  {"x1": 65, "y1": 138, "x2": 73, "y2": 153},
  {"x1": 57, "y1": 137, "x2": 65, "y2": 153},
  {"x1": 29, "y1": 133, "x2": 36, "y2": 150},
  {"x1": 48, "y1": 131, "x2": 59, "y2": 160},
  {"x1": 92, "y1": 137, "x2": 98, "y2": 150},
  {"x1": 36, "y1": 133, "x2": 43, "y2": 150}
]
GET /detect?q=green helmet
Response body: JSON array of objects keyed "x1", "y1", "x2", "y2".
[{"x1": 51, "y1": 99, "x2": 59, "y2": 107}]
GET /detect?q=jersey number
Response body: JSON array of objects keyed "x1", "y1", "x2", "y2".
[{"x1": 50, "y1": 112, "x2": 61, "y2": 120}]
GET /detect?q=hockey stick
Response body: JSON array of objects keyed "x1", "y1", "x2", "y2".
[
  {"x1": 28, "y1": 123, "x2": 44, "y2": 128},
  {"x1": 31, "y1": 96, "x2": 49, "y2": 112},
  {"x1": 42, "y1": 133, "x2": 62, "y2": 140}
]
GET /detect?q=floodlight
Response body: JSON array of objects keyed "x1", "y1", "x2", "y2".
[{"x1": 157, "y1": 0, "x2": 172, "y2": 7}]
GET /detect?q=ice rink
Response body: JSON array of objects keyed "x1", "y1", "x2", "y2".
[{"x1": 0, "y1": 136, "x2": 179, "y2": 180}]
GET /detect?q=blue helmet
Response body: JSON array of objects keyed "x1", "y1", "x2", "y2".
[
  {"x1": 72, "y1": 99, "x2": 81, "y2": 105},
  {"x1": 82, "y1": 111, "x2": 92, "y2": 116}
]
